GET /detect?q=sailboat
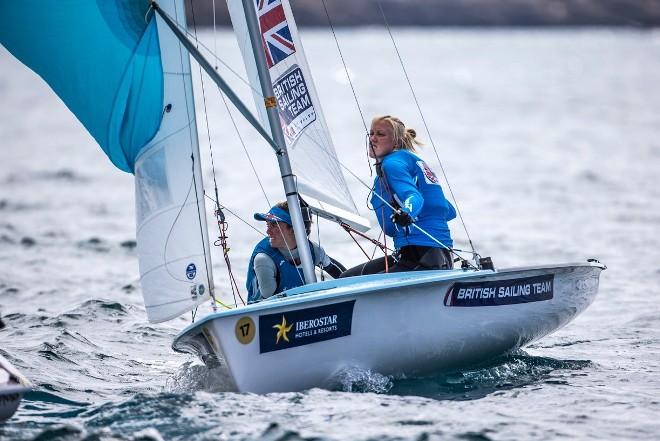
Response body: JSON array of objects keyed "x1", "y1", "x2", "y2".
[
  {"x1": 0, "y1": 316, "x2": 31, "y2": 421},
  {"x1": 0, "y1": 0, "x2": 605, "y2": 394},
  {"x1": 0, "y1": 355, "x2": 31, "y2": 422}
]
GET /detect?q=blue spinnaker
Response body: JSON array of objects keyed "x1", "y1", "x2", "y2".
[{"x1": 0, "y1": 0, "x2": 164, "y2": 173}]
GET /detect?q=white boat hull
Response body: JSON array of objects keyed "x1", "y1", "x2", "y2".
[
  {"x1": 0, "y1": 354, "x2": 31, "y2": 422},
  {"x1": 0, "y1": 385, "x2": 30, "y2": 422},
  {"x1": 173, "y1": 261, "x2": 604, "y2": 393}
]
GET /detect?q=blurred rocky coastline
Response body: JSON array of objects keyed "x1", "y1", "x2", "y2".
[{"x1": 186, "y1": 0, "x2": 660, "y2": 27}]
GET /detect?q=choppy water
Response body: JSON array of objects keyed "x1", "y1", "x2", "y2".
[{"x1": 1, "y1": 28, "x2": 660, "y2": 440}]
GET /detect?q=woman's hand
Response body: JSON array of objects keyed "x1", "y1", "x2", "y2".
[{"x1": 391, "y1": 209, "x2": 413, "y2": 227}]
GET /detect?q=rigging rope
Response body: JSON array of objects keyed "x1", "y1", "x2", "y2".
[
  {"x1": 210, "y1": 1, "x2": 274, "y2": 207},
  {"x1": 317, "y1": 2, "x2": 480, "y2": 269},
  {"x1": 205, "y1": 0, "x2": 303, "y2": 293},
  {"x1": 178, "y1": 1, "x2": 479, "y2": 274},
  {"x1": 219, "y1": 96, "x2": 272, "y2": 207},
  {"x1": 375, "y1": 0, "x2": 477, "y2": 258},
  {"x1": 320, "y1": 0, "x2": 368, "y2": 133},
  {"x1": 156, "y1": 4, "x2": 264, "y2": 98},
  {"x1": 213, "y1": 214, "x2": 246, "y2": 306},
  {"x1": 321, "y1": 2, "x2": 394, "y2": 261},
  {"x1": 315, "y1": 212, "x2": 324, "y2": 281},
  {"x1": 204, "y1": 194, "x2": 265, "y2": 236},
  {"x1": 151, "y1": 3, "x2": 218, "y2": 300},
  {"x1": 245, "y1": 102, "x2": 478, "y2": 268},
  {"x1": 208, "y1": 0, "x2": 278, "y2": 297},
  {"x1": 190, "y1": 0, "x2": 243, "y2": 307},
  {"x1": 340, "y1": 223, "x2": 391, "y2": 260},
  {"x1": 214, "y1": 298, "x2": 235, "y2": 309}
]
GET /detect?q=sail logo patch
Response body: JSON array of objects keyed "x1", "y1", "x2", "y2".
[
  {"x1": 445, "y1": 274, "x2": 554, "y2": 307},
  {"x1": 257, "y1": 0, "x2": 296, "y2": 67},
  {"x1": 186, "y1": 263, "x2": 196, "y2": 280},
  {"x1": 273, "y1": 66, "x2": 317, "y2": 145},
  {"x1": 259, "y1": 300, "x2": 355, "y2": 353},
  {"x1": 417, "y1": 161, "x2": 440, "y2": 185}
]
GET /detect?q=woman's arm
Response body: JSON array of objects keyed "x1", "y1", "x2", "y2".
[
  {"x1": 253, "y1": 253, "x2": 278, "y2": 298},
  {"x1": 382, "y1": 157, "x2": 424, "y2": 218},
  {"x1": 311, "y1": 243, "x2": 346, "y2": 279},
  {"x1": 323, "y1": 256, "x2": 346, "y2": 279}
]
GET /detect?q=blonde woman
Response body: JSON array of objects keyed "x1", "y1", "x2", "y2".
[{"x1": 341, "y1": 115, "x2": 456, "y2": 277}]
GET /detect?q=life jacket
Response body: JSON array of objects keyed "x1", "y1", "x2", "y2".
[{"x1": 246, "y1": 237, "x2": 316, "y2": 303}]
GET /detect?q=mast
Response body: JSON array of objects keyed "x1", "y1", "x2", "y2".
[
  {"x1": 152, "y1": 0, "x2": 316, "y2": 284},
  {"x1": 240, "y1": 0, "x2": 317, "y2": 285}
]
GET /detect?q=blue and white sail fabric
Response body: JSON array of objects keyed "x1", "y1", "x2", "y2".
[
  {"x1": 135, "y1": 0, "x2": 214, "y2": 323},
  {"x1": 0, "y1": 0, "x2": 214, "y2": 323},
  {"x1": 0, "y1": 0, "x2": 163, "y2": 173},
  {"x1": 227, "y1": 0, "x2": 369, "y2": 232}
]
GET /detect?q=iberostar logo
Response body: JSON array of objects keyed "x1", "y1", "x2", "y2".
[
  {"x1": 258, "y1": 301, "x2": 355, "y2": 354},
  {"x1": 273, "y1": 315, "x2": 293, "y2": 344}
]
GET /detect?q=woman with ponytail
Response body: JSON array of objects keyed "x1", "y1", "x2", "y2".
[{"x1": 341, "y1": 115, "x2": 456, "y2": 277}]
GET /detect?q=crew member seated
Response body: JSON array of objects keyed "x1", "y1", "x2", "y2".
[{"x1": 246, "y1": 200, "x2": 345, "y2": 303}]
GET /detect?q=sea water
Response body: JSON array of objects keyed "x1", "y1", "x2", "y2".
[{"x1": 1, "y1": 28, "x2": 659, "y2": 440}]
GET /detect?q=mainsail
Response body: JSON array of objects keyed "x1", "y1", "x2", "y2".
[
  {"x1": 227, "y1": 0, "x2": 369, "y2": 231},
  {"x1": 0, "y1": 0, "x2": 213, "y2": 323}
]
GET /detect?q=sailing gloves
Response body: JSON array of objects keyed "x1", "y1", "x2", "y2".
[{"x1": 391, "y1": 209, "x2": 414, "y2": 227}]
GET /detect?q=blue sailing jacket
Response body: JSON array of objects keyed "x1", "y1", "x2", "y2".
[
  {"x1": 246, "y1": 238, "x2": 316, "y2": 303},
  {"x1": 370, "y1": 150, "x2": 456, "y2": 249}
]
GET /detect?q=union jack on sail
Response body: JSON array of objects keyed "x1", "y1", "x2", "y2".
[{"x1": 256, "y1": 0, "x2": 296, "y2": 68}]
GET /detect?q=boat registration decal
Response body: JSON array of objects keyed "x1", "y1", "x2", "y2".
[
  {"x1": 445, "y1": 274, "x2": 554, "y2": 307},
  {"x1": 235, "y1": 316, "x2": 256, "y2": 345},
  {"x1": 258, "y1": 300, "x2": 355, "y2": 354}
]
